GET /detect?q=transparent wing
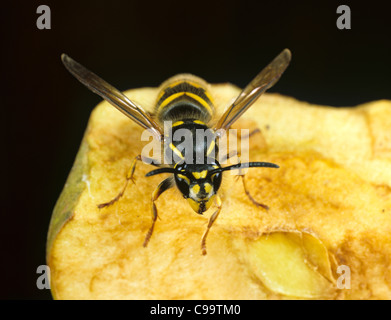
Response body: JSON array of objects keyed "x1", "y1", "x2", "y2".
[
  {"x1": 215, "y1": 48, "x2": 291, "y2": 132},
  {"x1": 61, "y1": 54, "x2": 163, "y2": 141}
]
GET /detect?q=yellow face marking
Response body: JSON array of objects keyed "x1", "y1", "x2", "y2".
[
  {"x1": 192, "y1": 170, "x2": 208, "y2": 179},
  {"x1": 187, "y1": 198, "x2": 200, "y2": 213},
  {"x1": 172, "y1": 120, "x2": 184, "y2": 127},
  {"x1": 192, "y1": 172, "x2": 201, "y2": 179},
  {"x1": 191, "y1": 184, "x2": 200, "y2": 195},
  {"x1": 193, "y1": 119, "x2": 205, "y2": 125},
  {"x1": 177, "y1": 174, "x2": 190, "y2": 184},
  {"x1": 206, "y1": 140, "x2": 215, "y2": 156},
  {"x1": 204, "y1": 183, "x2": 213, "y2": 195},
  {"x1": 169, "y1": 143, "x2": 184, "y2": 160},
  {"x1": 200, "y1": 170, "x2": 208, "y2": 178},
  {"x1": 187, "y1": 195, "x2": 215, "y2": 213},
  {"x1": 204, "y1": 195, "x2": 216, "y2": 211}
]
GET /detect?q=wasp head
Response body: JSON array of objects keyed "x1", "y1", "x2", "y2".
[{"x1": 173, "y1": 161, "x2": 222, "y2": 214}]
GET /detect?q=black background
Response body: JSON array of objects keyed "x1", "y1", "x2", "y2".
[{"x1": 3, "y1": 0, "x2": 391, "y2": 299}]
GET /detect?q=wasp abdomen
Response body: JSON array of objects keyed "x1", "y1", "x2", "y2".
[{"x1": 155, "y1": 74, "x2": 214, "y2": 123}]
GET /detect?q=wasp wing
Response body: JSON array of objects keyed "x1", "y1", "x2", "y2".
[
  {"x1": 215, "y1": 48, "x2": 291, "y2": 132},
  {"x1": 62, "y1": 54, "x2": 163, "y2": 141}
]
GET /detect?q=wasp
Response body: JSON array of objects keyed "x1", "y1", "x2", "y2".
[{"x1": 61, "y1": 49, "x2": 291, "y2": 255}]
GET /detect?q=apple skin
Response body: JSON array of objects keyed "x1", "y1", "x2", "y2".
[{"x1": 47, "y1": 84, "x2": 391, "y2": 299}]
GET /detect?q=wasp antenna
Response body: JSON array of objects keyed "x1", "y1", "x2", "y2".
[
  {"x1": 244, "y1": 162, "x2": 279, "y2": 169},
  {"x1": 145, "y1": 168, "x2": 177, "y2": 177},
  {"x1": 211, "y1": 162, "x2": 279, "y2": 175}
]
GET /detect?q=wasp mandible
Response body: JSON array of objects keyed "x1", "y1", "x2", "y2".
[{"x1": 62, "y1": 49, "x2": 291, "y2": 255}]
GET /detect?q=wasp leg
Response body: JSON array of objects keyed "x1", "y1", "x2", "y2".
[
  {"x1": 241, "y1": 175, "x2": 269, "y2": 210},
  {"x1": 201, "y1": 195, "x2": 222, "y2": 256},
  {"x1": 227, "y1": 156, "x2": 269, "y2": 209},
  {"x1": 225, "y1": 129, "x2": 269, "y2": 209},
  {"x1": 240, "y1": 127, "x2": 269, "y2": 209},
  {"x1": 143, "y1": 177, "x2": 173, "y2": 248},
  {"x1": 97, "y1": 155, "x2": 162, "y2": 209}
]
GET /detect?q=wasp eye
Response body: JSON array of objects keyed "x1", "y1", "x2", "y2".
[{"x1": 210, "y1": 172, "x2": 222, "y2": 192}]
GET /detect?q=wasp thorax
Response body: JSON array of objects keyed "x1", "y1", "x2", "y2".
[{"x1": 163, "y1": 119, "x2": 217, "y2": 165}]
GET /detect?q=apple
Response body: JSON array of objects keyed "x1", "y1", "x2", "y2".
[{"x1": 47, "y1": 84, "x2": 391, "y2": 299}]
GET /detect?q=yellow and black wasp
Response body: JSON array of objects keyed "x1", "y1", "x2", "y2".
[{"x1": 61, "y1": 49, "x2": 291, "y2": 255}]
